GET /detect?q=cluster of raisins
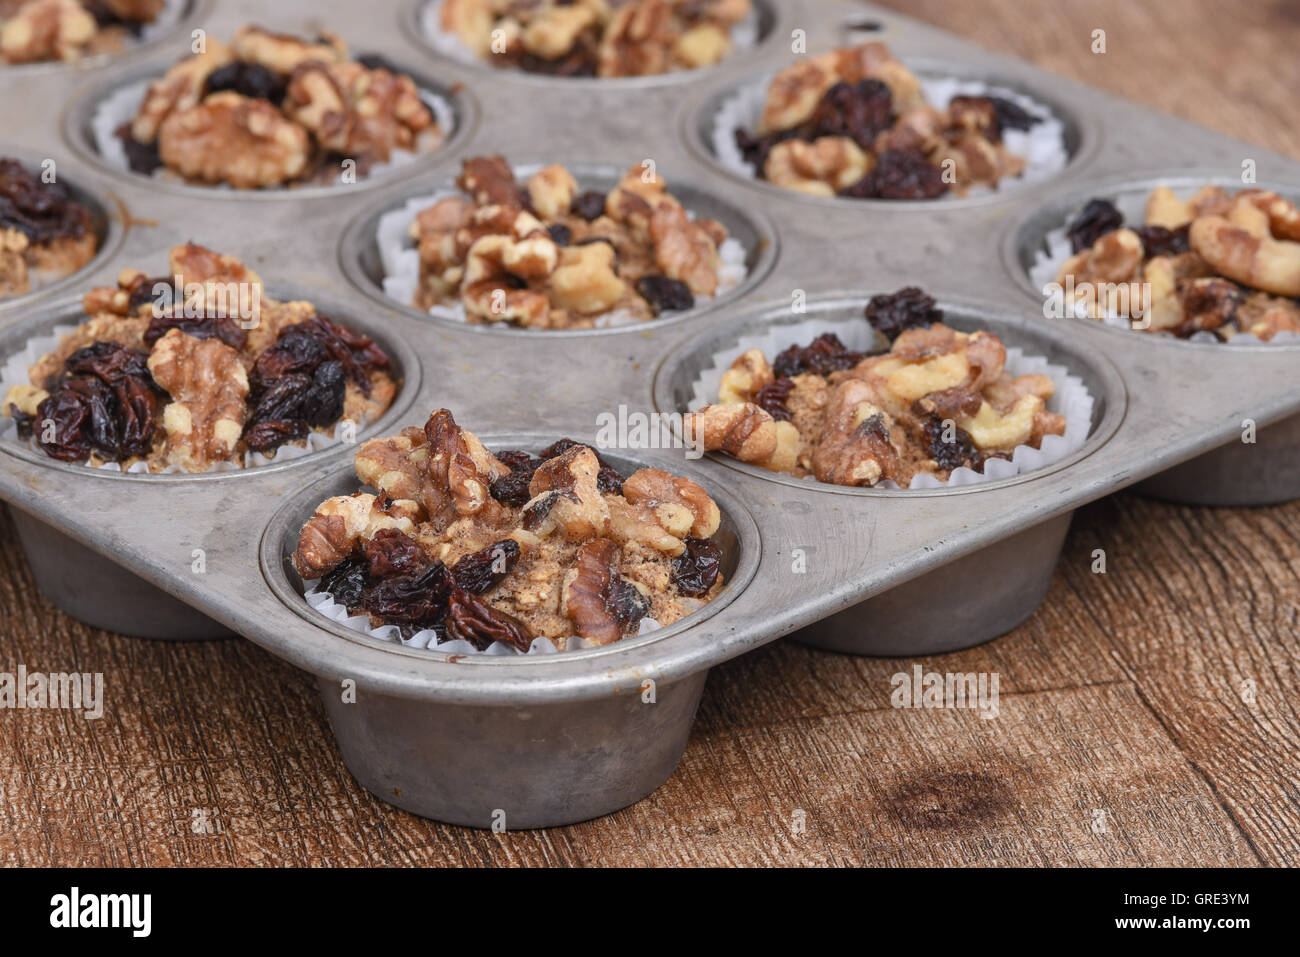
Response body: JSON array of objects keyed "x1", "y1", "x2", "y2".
[
  {"x1": 323, "y1": 534, "x2": 534, "y2": 651},
  {"x1": 203, "y1": 62, "x2": 287, "y2": 105},
  {"x1": 243, "y1": 316, "x2": 390, "y2": 454},
  {"x1": 840, "y1": 149, "x2": 947, "y2": 200},
  {"x1": 0, "y1": 158, "x2": 92, "y2": 245},
  {"x1": 864, "y1": 286, "x2": 944, "y2": 341},
  {"x1": 736, "y1": 79, "x2": 896, "y2": 170},
  {"x1": 773, "y1": 332, "x2": 866, "y2": 378},
  {"x1": 23, "y1": 342, "x2": 162, "y2": 462}
]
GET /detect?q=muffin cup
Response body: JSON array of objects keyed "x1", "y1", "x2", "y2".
[
  {"x1": 1006, "y1": 171, "x2": 1300, "y2": 505},
  {"x1": 654, "y1": 292, "x2": 1127, "y2": 655},
  {"x1": 259, "y1": 438, "x2": 761, "y2": 826},
  {"x1": 685, "y1": 58, "x2": 1090, "y2": 208},
  {"x1": 63, "y1": 58, "x2": 477, "y2": 199},
  {"x1": 340, "y1": 160, "x2": 779, "y2": 336}
]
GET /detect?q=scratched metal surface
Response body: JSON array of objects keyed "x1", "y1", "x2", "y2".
[{"x1": 1, "y1": 0, "x2": 1298, "y2": 710}]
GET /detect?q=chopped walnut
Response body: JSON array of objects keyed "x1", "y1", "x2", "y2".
[
  {"x1": 718, "y1": 349, "x2": 774, "y2": 403},
  {"x1": 132, "y1": 39, "x2": 235, "y2": 143},
  {"x1": 0, "y1": 229, "x2": 29, "y2": 297},
  {"x1": 285, "y1": 61, "x2": 436, "y2": 163},
  {"x1": 521, "y1": 446, "x2": 611, "y2": 541},
  {"x1": 159, "y1": 92, "x2": 311, "y2": 189},
  {"x1": 146, "y1": 330, "x2": 249, "y2": 471},
  {"x1": 764, "y1": 137, "x2": 872, "y2": 197},
  {"x1": 231, "y1": 24, "x2": 345, "y2": 74},
  {"x1": 622, "y1": 467, "x2": 720, "y2": 538},
  {"x1": 527, "y1": 165, "x2": 578, "y2": 220},
  {"x1": 1, "y1": 0, "x2": 95, "y2": 64},
  {"x1": 293, "y1": 492, "x2": 419, "y2": 578}
]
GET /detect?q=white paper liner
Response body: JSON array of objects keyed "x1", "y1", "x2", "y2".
[
  {"x1": 0, "y1": 323, "x2": 367, "y2": 473},
  {"x1": 376, "y1": 187, "x2": 749, "y2": 328},
  {"x1": 688, "y1": 315, "x2": 1094, "y2": 490},
  {"x1": 1028, "y1": 186, "x2": 1300, "y2": 346},
  {"x1": 303, "y1": 578, "x2": 699, "y2": 657},
  {"x1": 418, "y1": 0, "x2": 760, "y2": 70},
  {"x1": 711, "y1": 73, "x2": 1068, "y2": 200},
  {"x1": 91, "y1": 78, "x2": 456, "y2": 190}
]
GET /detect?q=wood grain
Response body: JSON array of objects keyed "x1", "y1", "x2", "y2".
[{"x1": 3, "y1": 0, "x2": 1300, "y2": 866}]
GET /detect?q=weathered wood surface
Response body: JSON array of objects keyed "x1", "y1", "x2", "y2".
[{"x1": 1, "y1": 0, "x2": 1297, "y2": 866}]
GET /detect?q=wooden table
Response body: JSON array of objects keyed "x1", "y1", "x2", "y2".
[{"x1": 2, "y1": 0, "x2": 1296, "y2": 866}]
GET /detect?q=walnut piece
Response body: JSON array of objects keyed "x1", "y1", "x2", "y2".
[
  {"x1": 146, "y1": 329, "x2": 249, "y2": 471},
  {"x1": 132, "y1": 39, "x2": 235, "y2": 143},
  {"x1": 159, "y1": 92, "x2": 311, "y2": 189},
  {"x1": 1, "y1": 0, "x2": 94, "y2": 64},
  {"x1": 293, "y1": 492, "x2": 419, "y2": 578},
  {"x1": 285, "y1": 61, "x2": 436, "y2": 163}
]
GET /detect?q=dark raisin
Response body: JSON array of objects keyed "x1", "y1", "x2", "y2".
[
  {"x1": 0, "y1": 158, "x2": 92, "y2": 245},
  {"x1": 298, "y1": 360, "x2": 346, "y2": 428},
  {"x1": 63, "y1": 341, "x2": 152, "y2": 384},
  {"x1": 37, "y1": 342, "x2": 161, "y2": 461},
  {"x1": 754, "y1": 378, "x2": 794, "y2": 421},
  {"x1": 635, "y1": 275, "x2": 695, "y2": 316},
  {"x1": 607, "y1": 574, "x2": 651, "y2": 633},
  {"x1": 355, "y1": 53, "x2": 401, "y2": 72},
  {"x1": 127, "y1": 276, "x2": 174, "y2": 314},
  {"x1": 243, "y1": 419, "x2": 309, "y2": 454},
  {"x1": 250, "y1": 328, "x2": 327, "y2": 392},
  {"x1": 840, "y1": 148, "x2": 948, "y2": 200},
  {"x1": 143, "y1": 312, "x2": 248, "y2": 350},
  {"x1": 1134, "y1": 223, "x2": 1191, "y2": 258},
  {"x1": 361, "y1": 562, "x2": 451, "y2": 627},
  {"x1": 1066, "y1": 198, "x2": 1124, "y2": 253},
  {"x1": 489, "y1": 450, "x2": 542, "y2": 507},
  {"x1": 734, "y1": 126, "x2": 802, "y2": 172},
  {"x1": 671, "y1": 537, "x2": 723, "y2": 598},
  {"x1": 773, "y1": 332, "x2": 865, "y2": 378},
  {"x1": 806, "y1": 79, "x2": 894, "y2": 150},
  {"x1": 547, "y1": 223, "x2": 572, "y2": 246},
  {"x1": 320, "y1": 553, "x2": 369, "y2": 609},
  {"x1": 864, "y1": 286, "x2": 944, "y2": 341},
  {"x1": 451, "y1": 539, "x2": 521, "y2": 593},
  {"x1": 987, "y1": 95, "x2": 1040, "y2": 133},
  {"x1": 9, "y1": 404, "x2": 35, "y2": 439},
  {"x1": 112, "y1": 126, "x2": 163, "y2": 175},
  {"x1": 445, "y1": 587, "x2": 533, "y2": 652},
  {"x1": 571, "y1": 191, "x2": 607, "y2": 221},
  {"x1": 34, "y1": 379, "x2": 102, "y2": 460},
  {"x1": 922, "y1": 414, "x2": 980, "y2": 472},
  {"x1": 203, "y1": 62, "x2": 287, "y2": 103},
  {"x1": 596, "y1": 466, "x2": 624, "y2": 495},
  {"x1": 250, "y1": 316, "x2": 388, "y2": 397},
  {"x1": 363, "y1": 528, "x2": 426, "y2": 581}
]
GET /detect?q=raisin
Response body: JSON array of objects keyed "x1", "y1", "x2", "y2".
[
  {"x1": 773, "y1": 332, "x2": 864, "y2": 378},
  {"x1": 63, "y1": 341, "x2": 152, "y2": 384},
  {"x1": 608, "y1": 574, "x2": 652, "y2": 633},
  {"x1": 127, "y1": 276, "x2": 174, "y2": 314},
  {"x1": 298, "y1": 360, "x2": 346, "y2": 428},
  {"x1": 363, "y1": 528, "x2": 425, "y2": 581},
  {"x1": 1134, "y1": 223, "x2": 1190, "y2": 258},
  {"x1": 112, "y1": 126, "x2": 164, "y2": 175},
  {"x1": 9, "y1": 404, "x2": 34, "y2": 439},
  {"x1": 635, "y1": 275, "x2": 695, "y2": 316},
  {"x1": 754, "y1": 378, "x2": 794, "y2": 421},
  {"x1": 840, "y1": 149, "x2": 948, "y2": 200},
  {"x1": 0, "y1": 158, "x2": 92, "y2": 245},
  {"x1": 34, "y1": 380, "x2": 102, "y2": 460},
  {"x1": 734, "y1": 126, "x2": 802, "y2": 172},
  {"x1": 320, "y1": 552, "x2": 369, "y2": 609},
  {"x1": 987, "y1": 95, "x2": 1040, "y2": 133},
  {"x1": 806, "y1": 79, "x2": 894, "y2": 150},
  {"x1": 489, "y1": 450, "x2": 542, "y2": 507},
  {"x1": 250, "y1": 327, "x2": 327, "y2": 392},
  {"x1": 251, "y1": 316, "x2": 388, "y2": 398},
  {"x1": 445, "y1": 587, "x2": 533, "y2": 652},
  {"x1": 864, "y1": 286, "x2": 944, "y2": 341},
  {"x1": 1066, "y1": 198, "x2": 1124, "y2": 253},
  {"x1": 243, "y1": 419, "x2": 308, "y2": 454},
  {"x1": 204, "y1": 62, "x2": 287, "y2": 103},
  {"x1": 671, "y1": 537, "x2": 723, "y2": 597},
  {"x1": 361, "y1": 562, "x2": 451, "y2": 626},
  {"x1": 547, "y1": 223, "x2": 572, "y2": 246},
  {"x1": 571, "y1": 191, "x2": 607, "y2": 221},
  {"x1": 37, "y1": 342, "x2": 161, "y2": 461},
  {"x1": 143, "y1": 312, "x2": 248, "y2": 350},
  {"x1": 922, "y1": 414, "x2": 980, "y2": 472},
  {"x1": 451, "y1": 539, "x2": 521, "y2": 593},
  {"x1": 596, "y1": 466, "x2": 624, "y2": 495}
]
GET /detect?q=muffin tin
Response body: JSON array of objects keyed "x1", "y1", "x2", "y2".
[{"x1": 3, "y1": 0, "x2": 1300, "y2": 827}]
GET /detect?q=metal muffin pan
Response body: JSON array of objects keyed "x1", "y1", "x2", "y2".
[
  {"x1": 0, "y1": 283, "x2": 422, "y2": 638},
  {"x1": 339, "y1": 160, "x2": 779, "y2": 336},
  {"x1": 652, "y1": 292, "x2": 1126, "y2": 656},
  {"x1": 3, "y1": 0, "x2": 1300, "y2": 825},
  {"x1": 262, "y1": 443, "x2": 758, "y2": 828},
  {"x1": 1003, "y1": 170, "x2": 1300, "y2": 506}
]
